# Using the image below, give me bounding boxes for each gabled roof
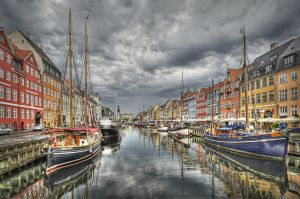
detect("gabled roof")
[16,29,60,72]
[277,36,300,71]
[12,44,32,60]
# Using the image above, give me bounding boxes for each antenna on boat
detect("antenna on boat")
[241,27,249,128]
[68,8,74,128]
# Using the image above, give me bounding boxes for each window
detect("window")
[35,96,38,106]
[12,74,17,83]
[13,108,17,118]
[30,95,34,106]
[0,106,4,118]
[6,54,11,64]
[20,77,24,86]
[280,73,287,83]
[6,87,10,100]
[291,106,298,116]
[0,68,3,78]
[21,109,24,119]
[0,86,3,98]
[291,70,298,81]
[38,97,42,106]
[283,55,295,65]
[269,91,274,101]
[0,49,4,60]
[269,75,274,86]
[266,65,272,73]
[26,93,29,104]
[262,92,267,103]
[12,90,17,101]
[279,106,287,116]
[6,107,11,118]
[6,124,11,129]
[256,80,260,89]
[251,110,255,118]
[251,95,255,104]
[291,87,297,100]
[270,55,277,61]
[279,89,288,101]
[251,81,255,90]
[6,71,11,81]
[256,94,261,104]
[26,80,29,88]
[26,110,29,119]
[30,67,33,76]
[26,65,29,73]
[262,78,267,87]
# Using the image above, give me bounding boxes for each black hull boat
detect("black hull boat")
[205,145,288,182]
[44,148,101,191]
[100,119,119,136]
[45,127,102,175]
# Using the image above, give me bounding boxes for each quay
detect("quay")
[0,132,49,179]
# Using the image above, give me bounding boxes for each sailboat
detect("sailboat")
[204,27,288,160]
[45,9,102,176]
[168,72,189,136]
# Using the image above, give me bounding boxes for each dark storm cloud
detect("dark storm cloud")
[1,0,300,113]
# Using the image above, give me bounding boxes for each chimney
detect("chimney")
[26,32,30,38]
[270,42,279,50]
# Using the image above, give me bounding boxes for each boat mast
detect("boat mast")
[181,72,184,123]
[68,8,74,128]
[83,16,89,127]
[242,27,249,128]
[210,79,214,133]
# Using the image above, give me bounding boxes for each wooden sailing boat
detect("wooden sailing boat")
[45,9,102,175]
[204,27,288,160]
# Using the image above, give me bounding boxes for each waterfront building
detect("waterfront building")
[8,29,63,127]
[219,68,242,122]
[276,38,300,128]
[159,104,166,122]
[0,28,43,130]
[152,104,160,121]
[196,88,208,120]
[206,82,222,120]
[165,99,175,121]
[120,113,134,122]
[240,37,299,128]
[182,89,198,121]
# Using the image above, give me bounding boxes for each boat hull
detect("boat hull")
[101,126,119,136]
[168,128,189,136]
[46,139,102,175]
[204,134,288,160]
[158,127,168,132]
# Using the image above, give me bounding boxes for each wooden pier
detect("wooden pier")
[0,133,49,179]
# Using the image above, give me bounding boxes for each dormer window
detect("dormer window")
[266,65,272,73]
[283,55,295,66]
[270,55,277,61]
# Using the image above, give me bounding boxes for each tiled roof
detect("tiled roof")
[12,44,32,60]
[17,29,60,72]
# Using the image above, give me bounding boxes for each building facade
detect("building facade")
[196,88,208,120]
[0,28,43,130]
[8,29,62,127]
[220,68,242,121]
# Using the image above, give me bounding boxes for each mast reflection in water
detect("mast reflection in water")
[3,126,300,199]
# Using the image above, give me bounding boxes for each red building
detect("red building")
[219,68,242,121]
[0,28,43,130]
[196,88,208,119]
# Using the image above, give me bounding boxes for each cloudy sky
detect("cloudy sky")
[1,0,300,113]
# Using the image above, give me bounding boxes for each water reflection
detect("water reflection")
[2,126,300,198]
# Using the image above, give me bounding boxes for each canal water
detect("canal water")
[1,125,300,199]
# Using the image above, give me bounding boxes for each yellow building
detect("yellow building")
[240,38,299,128]
[152,104,161,121]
